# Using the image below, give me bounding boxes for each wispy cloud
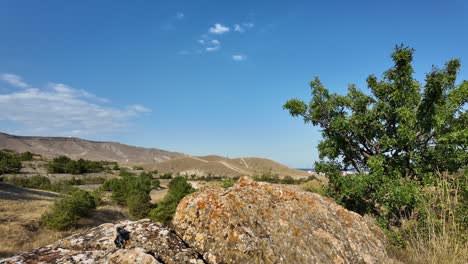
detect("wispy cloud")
[198,36,221,52]
[0,73,29,88]
[234,22,254,33]
[206,46,220,52]
[209,23,230,34]
[232,55,247,61]
[161,12,185,30]
[0,73,150,137]
[176,12,184,20]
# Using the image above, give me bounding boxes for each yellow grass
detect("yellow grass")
[391,172,468,264]
[0,183,128,258]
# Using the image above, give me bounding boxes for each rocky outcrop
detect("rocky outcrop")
[2,177,393,264]
[1,220,205,264]
[173,177,391,264]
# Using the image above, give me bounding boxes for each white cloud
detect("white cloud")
[198,36,221,52]
[128,104,151,112]
[176,12,184,20]
[234,22,254,33]
[209,23,230,34]
[0,73,29,88]
[243,22,254,28]
[234,24,244,32]
[206,46,220,52]
[0,74,150,137]
[232,54,247,61]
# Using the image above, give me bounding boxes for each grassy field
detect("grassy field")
[0,182,128,258]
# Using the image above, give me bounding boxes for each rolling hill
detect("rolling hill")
[141,155,311,179]
[0,132,184,164]
[0,132,311,178]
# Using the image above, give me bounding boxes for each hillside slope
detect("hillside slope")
[142,155,311,179]
[0,132,184,164]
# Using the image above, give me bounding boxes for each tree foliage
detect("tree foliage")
[102,170,153,219]
[41,189,96,230]
[150,176,194,224]
[47,156,105,174]
[0,150,35,174]
[284,45,467,179]
[284,46,467,226]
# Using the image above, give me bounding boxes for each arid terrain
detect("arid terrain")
[0,132,184,164]
[142,155,311,178]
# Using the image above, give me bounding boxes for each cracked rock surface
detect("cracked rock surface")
[174,176,392,264]
[1,220,205,264]
[2,177,394,264]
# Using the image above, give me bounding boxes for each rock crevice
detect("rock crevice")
[2,177,394,264]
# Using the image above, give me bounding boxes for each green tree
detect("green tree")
[150,176,194,224]
[42,189,96,230]
[284,45,467,225]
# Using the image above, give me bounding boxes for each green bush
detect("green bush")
[5,175,51,189]
[159,173,173,179]
[41,189,96,230]
[150,176,194,224]
[101,171,153,219]
[221,178,235,188]
[127,191,152,219]
[0,151,22,175]
[47,156,105,174]
[4,175,79,194]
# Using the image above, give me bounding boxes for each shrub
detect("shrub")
[159,173,173,179]
[127,192,152,219]
[41,189,96,230]
[390,172,468,263]
[0,151,22,175]
[47,156,105,174]
[221,178,235,188]
[302,179,328,196]
[101,171,153,219]
[150,176,194,224]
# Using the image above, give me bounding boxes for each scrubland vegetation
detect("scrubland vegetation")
[285,45,467,263]
[47,155,115,174]
[0,150,34,174]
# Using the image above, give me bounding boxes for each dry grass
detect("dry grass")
[391,172,468,264]
[0,183,128,258]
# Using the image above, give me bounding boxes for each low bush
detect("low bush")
[101,171,153,219]
[390,172,467,263]
[4,175,77,193]
[47,156,105,174]
[41,189,96,230]
[150,176,195,224]
[159,173,173,179]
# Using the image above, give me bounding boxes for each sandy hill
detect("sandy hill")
[142,155,310,179]
[0,132,184,164]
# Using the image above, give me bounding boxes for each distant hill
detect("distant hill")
[141,155,311,179]
[0,132,184,164]
[0,132,311,178]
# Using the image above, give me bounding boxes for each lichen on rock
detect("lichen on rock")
[173,176,392,264]
[2,176,394,264]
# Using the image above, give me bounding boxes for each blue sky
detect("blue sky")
[0,0,467,168]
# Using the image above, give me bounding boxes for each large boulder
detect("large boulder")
[2,177,393,264]
[173,176,391,264]
[1,220,204,264]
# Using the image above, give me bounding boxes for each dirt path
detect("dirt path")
[188,156,208,163]
[240,158,249,168]
[217,161,252,175]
